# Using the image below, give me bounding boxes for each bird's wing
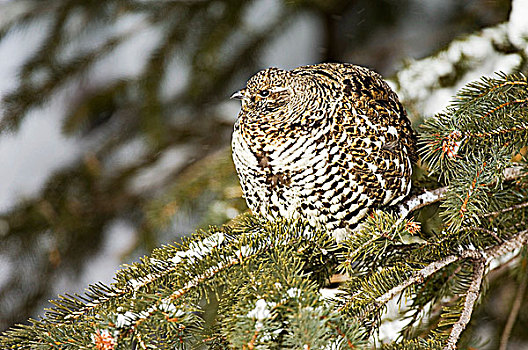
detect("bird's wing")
[329,64,416,206]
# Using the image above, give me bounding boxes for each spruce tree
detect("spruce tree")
[1,71,527,350]
[1,0,527,348]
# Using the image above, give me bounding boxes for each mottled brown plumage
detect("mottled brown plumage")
[231,63,417,239]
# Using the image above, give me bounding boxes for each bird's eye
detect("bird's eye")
[259,90,270,97]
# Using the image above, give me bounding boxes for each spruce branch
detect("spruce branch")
[397,187,448,219]
[381,338,444,350]
[344,250,480,325]
[444,259,485,350]
[482,200,528,218]
[419,72,528,183]
[395,165,524,229]
[477,98,528,125]
[341,228,528,345]
[1,56,527,348]
[460,226,503,243]
[486,229,528,259]
[0,216,348,349]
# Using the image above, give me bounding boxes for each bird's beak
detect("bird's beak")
[230,89,246,100]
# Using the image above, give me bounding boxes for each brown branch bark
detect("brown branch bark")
[397,166,525,219]
[344,229,528,345]
[444,259,485,350]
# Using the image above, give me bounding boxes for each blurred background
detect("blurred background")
[0,0,526,347]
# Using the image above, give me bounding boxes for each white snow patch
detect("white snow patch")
[319,287,345,300]
[286,287,302,298]
[234,245,251,259]
[159,300,184,317]
[508,0,528,49]
[116,311,138,328]
[127,278,145,289]
[395,23,523,118]
[104,137,150,173]
[170,232,225,265]
[114,297,185,329]
[375,297,411,344]
[322,341,342,350]
[0,95,82,212]
[242,0,282,34]
[127,145,192,194]
[247,299,272,320]
[247,298,272,330]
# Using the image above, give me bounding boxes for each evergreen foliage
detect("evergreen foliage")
[2,0,442,328]
[1,72,527,348]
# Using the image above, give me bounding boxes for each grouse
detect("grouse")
[231,63,417,239]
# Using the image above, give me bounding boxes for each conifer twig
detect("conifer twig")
[444,259,485,350]
[398,166,524,219]
[124,257,242,333]
[482,201,528,218]
[461,226,503,243]
[349,229,528,341]
[486,229,528,259]
[364,250,481,314]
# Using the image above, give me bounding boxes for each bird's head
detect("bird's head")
[231,67,303,117]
